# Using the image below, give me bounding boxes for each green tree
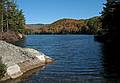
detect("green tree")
[17,9,25,33]
[101,0,120,43]
[87,16,102,34]
[0,0,25,33]
[0,0,4,32]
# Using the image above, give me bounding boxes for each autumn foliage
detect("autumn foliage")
[25,17,101,34]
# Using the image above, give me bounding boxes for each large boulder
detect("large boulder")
[0,40,53,80]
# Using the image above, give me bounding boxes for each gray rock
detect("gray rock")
[0,40,53,80]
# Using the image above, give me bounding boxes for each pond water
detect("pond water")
[4,35,120,83]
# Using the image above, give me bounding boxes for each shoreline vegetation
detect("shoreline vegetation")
[94,1,120,44]
[0,0,25,43]
[0,32,24,43]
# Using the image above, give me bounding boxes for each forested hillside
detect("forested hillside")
[25,17,101,34]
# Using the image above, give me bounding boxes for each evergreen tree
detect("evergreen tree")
[0,0,4,32]
[16,9,25,33]
[101,0,120,43]
[0,0,25,33]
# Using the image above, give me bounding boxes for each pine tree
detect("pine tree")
[16,9,25,33]
[0,0,25,33]
[0,0,4,32]
[101,0,120,43]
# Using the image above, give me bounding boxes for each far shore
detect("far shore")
[25,33,93,35]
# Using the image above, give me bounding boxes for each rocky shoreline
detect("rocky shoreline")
[0,40,53,81]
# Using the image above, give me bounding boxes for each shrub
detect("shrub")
[0,57,6,79]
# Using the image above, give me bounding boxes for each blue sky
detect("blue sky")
[17,0,106,24]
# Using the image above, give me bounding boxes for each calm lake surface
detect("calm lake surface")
[5,35,120,83]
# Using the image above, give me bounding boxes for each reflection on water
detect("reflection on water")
[3,35,120,83]
[15,37,26,47]
[2,66,45,83]
[101,42,120,83]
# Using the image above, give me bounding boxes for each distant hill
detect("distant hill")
[25,24,49,29]
[25,16,101,34]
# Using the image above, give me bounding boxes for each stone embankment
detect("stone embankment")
[0,40,53,81]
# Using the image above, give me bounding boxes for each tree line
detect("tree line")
[95,0,120,43]
[0,0,25,33]
[25,17,101,35]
